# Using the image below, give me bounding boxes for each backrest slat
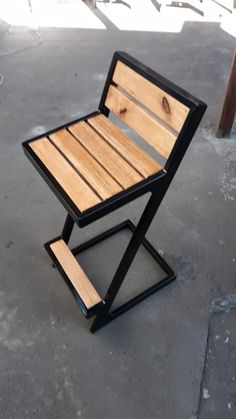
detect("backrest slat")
[113,60,189,133]
[105,85,176,159]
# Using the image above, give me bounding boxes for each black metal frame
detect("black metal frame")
[22,51,207,332]
[74,218,176,332]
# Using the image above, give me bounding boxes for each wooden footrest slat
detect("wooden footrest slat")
[45,238,104,318]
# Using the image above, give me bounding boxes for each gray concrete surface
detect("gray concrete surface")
[199,299,236,418]
[0,2,236,418]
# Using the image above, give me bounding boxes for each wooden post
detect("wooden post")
[217,51,236,138]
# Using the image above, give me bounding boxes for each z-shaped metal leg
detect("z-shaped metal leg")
[89,191,176,332]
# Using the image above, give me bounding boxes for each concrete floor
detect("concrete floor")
[0,2,236,418]
[199,301,236,419]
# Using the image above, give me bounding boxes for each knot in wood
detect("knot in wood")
[120,107,127,115]
[162,97,170,114]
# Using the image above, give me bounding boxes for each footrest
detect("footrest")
[45,238,104,318]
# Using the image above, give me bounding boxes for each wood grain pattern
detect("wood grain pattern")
[50,239,102,309]
[88,114,162,178]
[29,138,101,212]
[113,61,189,132]
[68,121,143,189]
[50,129,122,200]
[105,85,177,159]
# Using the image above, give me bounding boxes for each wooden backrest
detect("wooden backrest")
[99,52,193,162]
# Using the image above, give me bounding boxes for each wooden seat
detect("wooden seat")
[28,114,162,213]
[23,51,206,332]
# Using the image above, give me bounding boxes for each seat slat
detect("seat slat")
[29,138,101,212]
[113,60,189,133]
[68,121,143,189]
[88,114,162,178]
[49,239,102,310]
[105,85,177,159]
[50,129,122,200]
